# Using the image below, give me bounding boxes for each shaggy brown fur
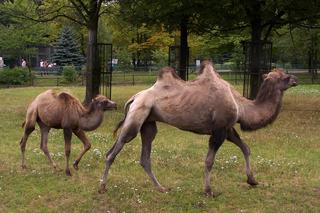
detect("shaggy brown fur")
[98,61,297,196]
[20,90,116,176]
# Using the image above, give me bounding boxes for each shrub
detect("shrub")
[0,68,32,85]
[62,66,77,83]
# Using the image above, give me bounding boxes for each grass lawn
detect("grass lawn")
[0,84,319,212]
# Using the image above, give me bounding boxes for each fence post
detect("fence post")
[81,72,84,86]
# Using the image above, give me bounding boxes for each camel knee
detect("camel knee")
[65,148,71,156]
[205,159,214,169]
[243,144,251,156]
[20,137,26,148]
[140,158,150,169]
[40,145,49,155]
[105,156,115,165]
[84,143,91,151]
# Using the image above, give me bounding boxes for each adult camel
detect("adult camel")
[98,61,298,196]
[20,90,116,176]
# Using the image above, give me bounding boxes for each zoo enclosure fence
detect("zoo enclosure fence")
[25,67,320,87]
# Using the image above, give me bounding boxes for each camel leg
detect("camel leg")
[139,122,168,192]
[204,128,226,197]
[72,129,91,170]
[98,125,139,194]
[20,124,35,169]
[38,122,56,169]
[227,127,258,186]
[63,129,72,176]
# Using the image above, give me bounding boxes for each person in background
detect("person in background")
[40,59,44,76]
[21,59,27,68]
[0,57,5,70]
[43,60,49,75]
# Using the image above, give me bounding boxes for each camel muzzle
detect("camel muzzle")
[105,101,117,110]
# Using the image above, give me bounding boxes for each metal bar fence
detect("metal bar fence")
[1,69,319,88]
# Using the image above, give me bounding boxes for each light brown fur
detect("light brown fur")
[98,61,298,196]
[20,90,116,176]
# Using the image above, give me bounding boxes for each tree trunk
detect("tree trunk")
[85,22,100,104]
[179,17,188,80]
[249,21,263,99]
[248,2,263,99]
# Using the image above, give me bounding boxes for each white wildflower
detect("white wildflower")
[93,148,102,158]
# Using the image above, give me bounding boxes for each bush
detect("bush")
[0,68,32,85]
[62,66,77,83]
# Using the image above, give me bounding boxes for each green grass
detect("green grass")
[0,85,319,212]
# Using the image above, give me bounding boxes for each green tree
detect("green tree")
[51,27,84,67]
[1,0,114,103]
[120,0,320,97]
[100,6,173,71]
[205,0,320,98]
[0,0,54,66]
[119,0,210,80]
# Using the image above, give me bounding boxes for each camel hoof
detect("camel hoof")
[73,162,79,170]
[204,188,220,198]
[65,169,72,176]
[98,184,107,194]
[247,177,259,186]
[157,186,170,193]
[21,165,27,169]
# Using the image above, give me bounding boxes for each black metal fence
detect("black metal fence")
[1,67,318,88]
[242,41,273,99]
[97,43,112,99]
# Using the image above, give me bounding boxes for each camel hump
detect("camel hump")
[58,92,76,103]
[198,60,217,76]
[157,67,181,80]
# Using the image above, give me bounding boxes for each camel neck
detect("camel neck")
[79,103,104,131]
[236,84,283,131]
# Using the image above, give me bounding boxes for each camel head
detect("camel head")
[92,95,117,111]
[262,68,298,91]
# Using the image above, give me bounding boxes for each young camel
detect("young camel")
[20,90,116,176]
[98,61,298,196]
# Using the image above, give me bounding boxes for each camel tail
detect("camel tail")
[113,98,135,138]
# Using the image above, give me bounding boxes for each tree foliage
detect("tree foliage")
[0,0,55,65]
[1,0,115,103]
[119,0,213,79]
[51,27,84,67]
